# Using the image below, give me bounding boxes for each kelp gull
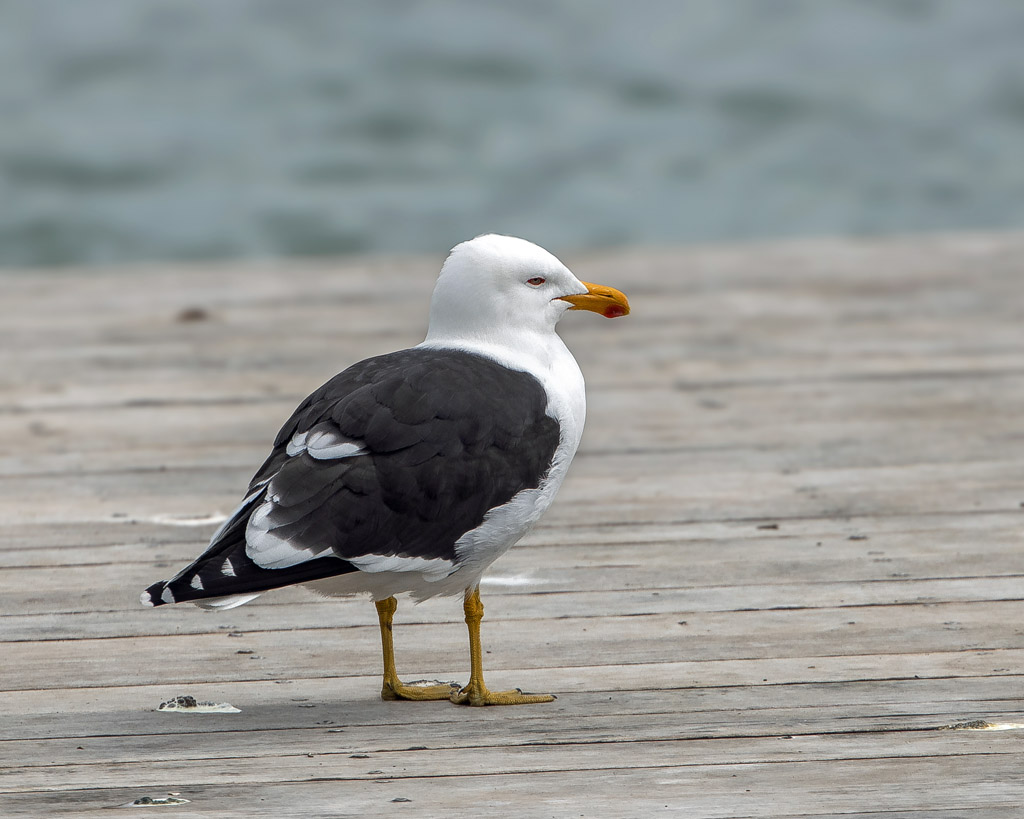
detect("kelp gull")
[141,234,630,706]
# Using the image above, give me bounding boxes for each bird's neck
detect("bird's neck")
[418,326,566,379]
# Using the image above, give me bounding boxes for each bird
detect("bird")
[141,234,630,706]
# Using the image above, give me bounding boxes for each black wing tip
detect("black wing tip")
[141,553,361,609]
[141,581,172,607]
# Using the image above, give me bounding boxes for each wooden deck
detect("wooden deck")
[3,233,1024,817]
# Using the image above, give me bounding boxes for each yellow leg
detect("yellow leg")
[450,586,555,706]
[375,597,460,701]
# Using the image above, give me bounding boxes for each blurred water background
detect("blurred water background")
[2,0,1024,268]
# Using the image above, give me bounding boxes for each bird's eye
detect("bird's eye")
[526,277,546,286]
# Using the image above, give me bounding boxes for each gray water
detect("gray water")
[3,0,1024,267]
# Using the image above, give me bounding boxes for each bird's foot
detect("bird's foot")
[450,682,555,707]
[381,678,462,702]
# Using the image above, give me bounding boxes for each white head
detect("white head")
[423,234,629,348]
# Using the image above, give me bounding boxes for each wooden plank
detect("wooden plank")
[2,755,1023,819]
[5,608,1024,692]
[2,453,1023,528]
[5,729,1023,792]
[5,564,1024,634]
[7,371,1024,477]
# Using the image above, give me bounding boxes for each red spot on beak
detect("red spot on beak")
[603,304,626,319]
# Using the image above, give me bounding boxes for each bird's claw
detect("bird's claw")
[450,683,555,706]
[381,679,462,701]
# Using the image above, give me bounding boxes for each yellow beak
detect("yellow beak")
[558,281,631,318]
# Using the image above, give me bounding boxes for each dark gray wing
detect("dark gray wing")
[143,349,560,606]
